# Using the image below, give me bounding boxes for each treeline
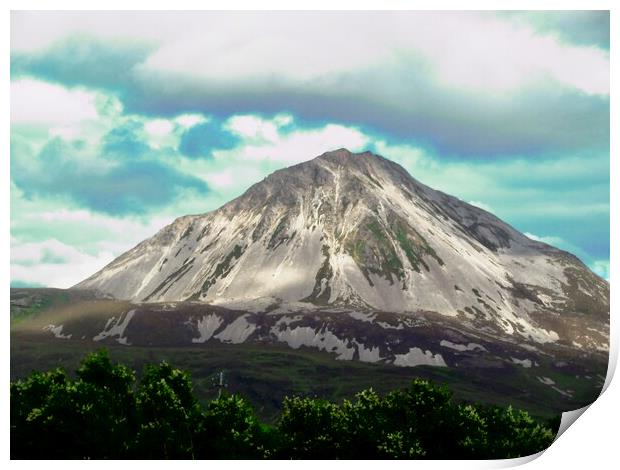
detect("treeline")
[11,349,556,459]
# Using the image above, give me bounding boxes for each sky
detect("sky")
[9,10,610,287]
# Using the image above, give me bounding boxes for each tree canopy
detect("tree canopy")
[11,349,556,459]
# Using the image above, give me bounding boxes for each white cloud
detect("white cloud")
[143,118,176,149]
[10,12,609,158]
[133,11,608,96]
[174,113,207,128]
[11,11,177,52]
[11,238,115,288]
[468,201,494,213]
[144,119,174,138]
[524,232,566,246]
[589,260,609,281]
[48,124,83,140]
[226,115,283,143]
[231,122,369,164]
[403,12,609,95]
[173,117,371,192]
[12,12,608,96]
[36,209,172,241]
[204,169,234,189]
[273,114,293,127]
[11,205,178,288]
[11,79,99,125]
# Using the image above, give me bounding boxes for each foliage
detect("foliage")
[10,350,556,459]
[278,396,347,458]
[133,361,200,458]
[195,394,268,459]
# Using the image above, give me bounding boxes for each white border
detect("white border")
[4,1,616,468]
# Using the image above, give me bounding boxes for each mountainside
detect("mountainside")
[75,149,609,353]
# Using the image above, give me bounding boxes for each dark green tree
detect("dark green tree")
[11,368,70,458]
[133,361,200,459]
[195,393,267,459]
[278,396,347,458]
[10,351,557,460]
[476,405,555,458]
[74,349,137,458]
[341,387,425,458]
[11,349,136,459]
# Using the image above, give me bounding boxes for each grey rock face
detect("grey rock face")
[74,149,609,352]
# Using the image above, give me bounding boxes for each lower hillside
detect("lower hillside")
[10,287,607,421]
[11,349,558,459]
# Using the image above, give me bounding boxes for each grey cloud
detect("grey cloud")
[501,11,610,50]
[10,26,609,158]
[11,35,153,90]
[11,138,210,216]
[123,65,609,158]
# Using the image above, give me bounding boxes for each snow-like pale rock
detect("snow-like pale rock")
[93,310,135,344]
[537,376,555,385]
[550,386,573,398]
[511,357,533,368]
[42,324,72,339]
[270,325,355,360]
[191,314,224,343]
[347,311,377,323]
[214,315,256,344]
[393,348,447,367]
[440,340,487,352]
[536,376,573,397]
[376,321,404,330]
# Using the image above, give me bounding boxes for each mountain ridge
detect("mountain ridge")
[74,148,609,353]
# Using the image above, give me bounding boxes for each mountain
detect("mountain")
[74,149,609,352]
[6,146,608,421]
[11,148,608,414]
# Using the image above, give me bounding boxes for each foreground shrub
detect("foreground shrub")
[278,396,347,458]
[10,350,556,459]
[275,380,541,459]
[195,394,268,459]
[11,350,136,458]
[133,362,200,458]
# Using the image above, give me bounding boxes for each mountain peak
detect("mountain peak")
[232,147,417,213]
[272,148,416,194]
[316,148,372,161]
[318,147,356,157]
[315,148,389,166]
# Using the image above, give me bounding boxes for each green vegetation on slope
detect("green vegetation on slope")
[344,213,445,286]
[10,288,98,325]
[11,349,556,460]
[197,244,245,295]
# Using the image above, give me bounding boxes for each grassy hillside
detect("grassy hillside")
[12,332,601,423]
[10,288,103,325]
[10,288,605,422]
